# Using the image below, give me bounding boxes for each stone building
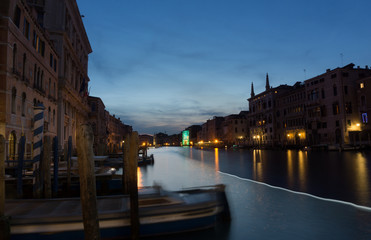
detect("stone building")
[0,0,59,160]
[222,113,248,146]
[106,113,132,153]
[185,125,201,145]
[304,63,371,145]
[88,96,107,155]
[40,0,92,151]
[356,76,371,144]
[248,74,291,146]
[275,82,306,146]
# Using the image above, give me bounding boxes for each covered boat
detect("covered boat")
[5,184,230,239]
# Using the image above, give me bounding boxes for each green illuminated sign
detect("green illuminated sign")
[182,130,190,146]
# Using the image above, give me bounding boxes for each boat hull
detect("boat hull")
[6,185,230,239]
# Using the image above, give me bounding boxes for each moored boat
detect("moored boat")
[5,184,230,239]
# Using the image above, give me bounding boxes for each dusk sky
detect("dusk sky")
[77,0,371,135]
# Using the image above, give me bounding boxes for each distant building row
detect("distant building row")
[0,0,131,160]
[184,63,371,148]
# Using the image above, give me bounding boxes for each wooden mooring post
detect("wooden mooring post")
[77,124,101,240]
[42,136,52,198]
[17,136,25,198]
[52,136,59,197]
[123,132,140,239]
[0,135,10,240]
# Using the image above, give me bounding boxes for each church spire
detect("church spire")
[251,82,255,98]
[265,73,270,91]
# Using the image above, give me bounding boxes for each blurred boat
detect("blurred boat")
[6,184,230,239]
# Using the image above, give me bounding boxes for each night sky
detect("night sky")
[77,0,371,134]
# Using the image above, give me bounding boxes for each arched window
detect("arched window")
[36,67,40,88]
[22,53,26,79]
[48,78,51,95]
[48,107,51,123]
[34,64,37,84]
[11,87,16,114]
[9,131,17,160]
[53,109,55,126]
[12,44,17,71]
[40,70,44,91]
[21,92,26,116]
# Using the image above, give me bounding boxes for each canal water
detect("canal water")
[137,147,371,240]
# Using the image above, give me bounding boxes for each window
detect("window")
[344,86,348,95]
[23,18,30,39]
[362,113,368,124]
[333,85,337,96]
[33,31,37,48]
[11,87,17,114]
[12,44,17,70]
[331,74,337,79]
[336,120,339,127]
[48,107,51,123]
[39,40,45,56]
[321,89,325,98]
[332,102,340,115]
[54,59,57,72]
[347,120,351,126]
[14,5,21,28]
[50,54,53,68]
[345,102,352,114]
[361,96,366,106]
[22,53,26,78]
[9,132,16,160]
[21,92,26,116]
[311,89,319,100]
[48,78,51,95]
[360,82,365,89]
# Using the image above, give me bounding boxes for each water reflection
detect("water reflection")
[287,150,294,188]
[297,150,308,191]
[353,152,370,203]
[252,149,263,181]
[214,148,219,172]
[137,167,143,187]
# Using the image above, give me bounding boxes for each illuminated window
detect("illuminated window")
[360,82,365,89]
[362,113,368,124]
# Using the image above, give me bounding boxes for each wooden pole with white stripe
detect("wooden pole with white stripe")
[32,103,45,198]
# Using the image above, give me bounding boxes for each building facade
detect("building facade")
[275,82,306,146]
[0,0,59,160]
[304,64,371,145]
[248,75,292,146]
[106,113,132,153]
[88,96,107,155]
[41,0,92,151]
[222,113,248,146]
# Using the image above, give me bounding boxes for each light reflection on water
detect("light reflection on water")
[135,147,371,239]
